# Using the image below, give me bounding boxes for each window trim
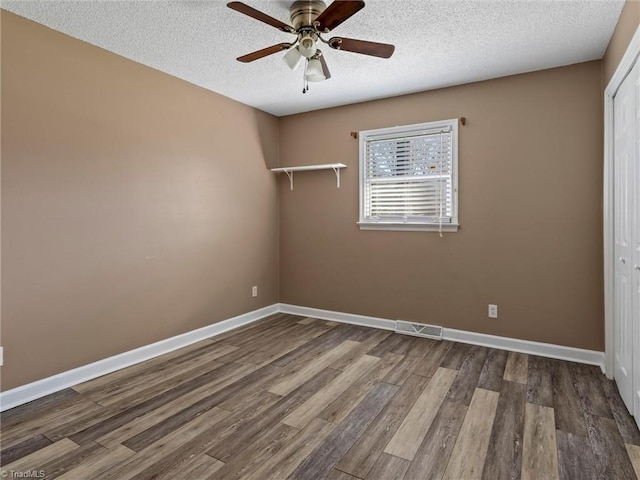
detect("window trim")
[358,118,459,232]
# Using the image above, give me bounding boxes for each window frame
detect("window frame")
[358,118,459,232]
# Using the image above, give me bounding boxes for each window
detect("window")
[358,118,459,232]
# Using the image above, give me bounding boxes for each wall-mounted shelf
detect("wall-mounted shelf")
[271,163,346,190]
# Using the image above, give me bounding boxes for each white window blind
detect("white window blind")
[358,119,459,232]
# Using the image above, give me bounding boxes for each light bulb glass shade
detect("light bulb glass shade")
[283,47,303,70]
[305,58,326,82]
[298,34,317,59]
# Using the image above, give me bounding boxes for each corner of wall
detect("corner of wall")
[276,116,282,304]
[602,0,640,89]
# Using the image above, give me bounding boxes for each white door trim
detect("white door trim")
[604,25,640,378]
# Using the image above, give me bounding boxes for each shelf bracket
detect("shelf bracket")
[332,166,341,188]
[284,170,294,190]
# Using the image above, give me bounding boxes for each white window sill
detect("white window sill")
[357,222,459,232]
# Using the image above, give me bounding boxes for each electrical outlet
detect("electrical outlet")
[488,304,498,319]
[252,286,258,298]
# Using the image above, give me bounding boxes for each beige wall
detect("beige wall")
[603,0,640,87]
[278,61,604,351]
[0,11,279,390]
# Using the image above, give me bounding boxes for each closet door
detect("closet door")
[630,60,640,425]
[613,59,638,417]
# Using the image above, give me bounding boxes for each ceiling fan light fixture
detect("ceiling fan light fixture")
[283,46,303,70]
[305,58,326,82]
[298,33,317,58]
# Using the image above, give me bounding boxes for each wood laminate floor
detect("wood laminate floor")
[1,314,640,479]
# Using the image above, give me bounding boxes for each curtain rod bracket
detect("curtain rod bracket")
[350,131,358,139]
[460,117,466,126]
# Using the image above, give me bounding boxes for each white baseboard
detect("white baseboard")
[442,328,605,372]
[278,304,606,372]
[0,304,279,412]
[278,304,396,331]
[1,302,606,412]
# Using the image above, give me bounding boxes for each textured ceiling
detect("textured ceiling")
[3,0,625,116]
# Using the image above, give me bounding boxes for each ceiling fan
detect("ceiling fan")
[227,1,395,92]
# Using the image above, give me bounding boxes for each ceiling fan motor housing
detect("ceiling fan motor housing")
[290,0,326,30]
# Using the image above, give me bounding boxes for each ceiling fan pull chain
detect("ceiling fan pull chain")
[303,58,309,93]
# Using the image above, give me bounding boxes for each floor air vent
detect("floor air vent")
[395,320,443,340]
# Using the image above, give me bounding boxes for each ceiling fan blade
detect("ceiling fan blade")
[328,37,395,58]
[227,2,294,33]
[319,53,331,80]
[237,43,292,63]
[314,0,365,32]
